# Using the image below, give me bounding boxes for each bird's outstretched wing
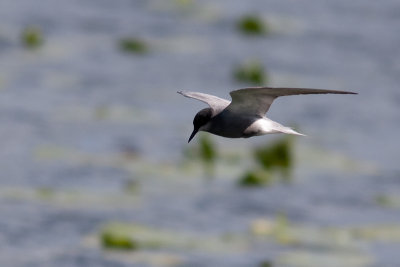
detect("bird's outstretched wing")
[226,87,357,116]
[177,91,231,114]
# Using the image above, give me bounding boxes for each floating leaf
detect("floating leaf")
[237,15,268,36]
[259,260,273,267]
[233,60,267,85]
[101,228,137,250]
[184,134,218,177]
[119,38,149,54]
[278,251,372,267]
[99,222,245,252]
[199,134,217,165]
[254,137,293,178]
[238,169,272,187]
[273,213,293,244]
[21,26,44,49]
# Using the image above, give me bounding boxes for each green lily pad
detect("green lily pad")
[21,26,44,49]
[119,38,149,54]
[237,15,269,36]
[233,60,267,85]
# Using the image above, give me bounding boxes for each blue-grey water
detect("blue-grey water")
[0,0,399,266]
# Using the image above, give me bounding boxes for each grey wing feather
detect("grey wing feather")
[177,91,231,114]
[227,87,357,116]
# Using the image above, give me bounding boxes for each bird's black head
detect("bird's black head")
[188,108,212,143]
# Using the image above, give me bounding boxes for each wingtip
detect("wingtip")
[343,91,358,95]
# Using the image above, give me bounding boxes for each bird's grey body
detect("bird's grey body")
[202,109,259,138]
[178,87,356,142]
[202,110,284,138]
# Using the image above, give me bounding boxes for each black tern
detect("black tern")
[178,87,357,143]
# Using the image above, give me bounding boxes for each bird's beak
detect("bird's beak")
[188,128,198,143]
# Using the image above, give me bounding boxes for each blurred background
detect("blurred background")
[0,0,399,266]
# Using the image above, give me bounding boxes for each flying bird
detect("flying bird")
[178,87,357,143]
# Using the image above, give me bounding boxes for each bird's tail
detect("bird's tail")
[264,119,306,136]
[280,127,306,136]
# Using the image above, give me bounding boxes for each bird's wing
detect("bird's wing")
[226,87,357,116]
[177,91,231,114]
